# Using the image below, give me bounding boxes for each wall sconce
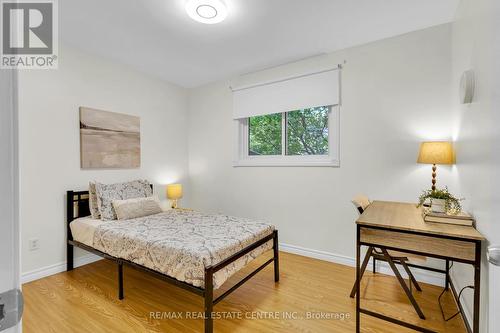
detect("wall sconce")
[460,69,475,104]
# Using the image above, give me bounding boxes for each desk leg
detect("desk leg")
[350,246,373,298]
[356,225,361,333]
[473,241,481,333]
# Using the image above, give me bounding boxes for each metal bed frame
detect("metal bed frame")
[66,189,279,333]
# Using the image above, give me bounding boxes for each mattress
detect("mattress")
[73,210,274,290]
[70,216,105,247]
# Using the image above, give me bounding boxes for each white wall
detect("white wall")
[451,0,500,331]
[188,24,457,267]
[18,45,190,276]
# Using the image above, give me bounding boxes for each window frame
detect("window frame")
[233,105,340,167]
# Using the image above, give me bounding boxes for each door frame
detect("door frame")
[0,68,21,332]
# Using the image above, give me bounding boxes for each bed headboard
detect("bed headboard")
[66,184,154,224]
[66,190,90,224]
[66,190,90,242]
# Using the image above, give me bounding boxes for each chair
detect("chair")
[350,194,426,319]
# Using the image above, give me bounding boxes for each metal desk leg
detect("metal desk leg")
[473,241,481,333]
[356,225,361,333]
[350,246,374,298]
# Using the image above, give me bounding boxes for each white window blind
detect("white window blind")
[232,68,340,119]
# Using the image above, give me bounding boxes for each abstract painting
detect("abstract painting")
[80,107,140,169]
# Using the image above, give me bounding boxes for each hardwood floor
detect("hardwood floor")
[23,251,466,332]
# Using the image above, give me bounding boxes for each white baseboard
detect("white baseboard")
[21,254,102,284]
[279,243,445,287]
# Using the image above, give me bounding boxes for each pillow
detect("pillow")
[95,179,152,220]
[88,182,101,219]
[112,196,162,220]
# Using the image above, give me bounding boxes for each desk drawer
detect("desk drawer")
[360,227,476,262]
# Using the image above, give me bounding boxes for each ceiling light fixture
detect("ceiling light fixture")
[186,0,227,24]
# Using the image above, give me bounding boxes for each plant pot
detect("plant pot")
[431,199,446,213]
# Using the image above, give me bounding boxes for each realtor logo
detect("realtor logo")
[1,0,58,68]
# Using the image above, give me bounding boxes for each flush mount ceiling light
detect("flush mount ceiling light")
[186,0,228,24]
[186,0,227,24]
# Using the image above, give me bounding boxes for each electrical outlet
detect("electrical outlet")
[28,238,39,251]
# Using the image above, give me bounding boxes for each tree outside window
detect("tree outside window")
[248,106,329,156]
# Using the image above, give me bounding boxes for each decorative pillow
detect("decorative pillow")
[88,182,101,219]
[112,196,162,220]
[95,180,152,220]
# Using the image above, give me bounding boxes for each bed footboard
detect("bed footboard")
[203,229,279,333]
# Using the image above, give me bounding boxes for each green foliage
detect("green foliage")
[417,187,463,214]
[287,106,329,155]
[248,106,329,156]
[249,113,282,155]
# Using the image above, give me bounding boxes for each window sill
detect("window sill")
[232,159,340,167]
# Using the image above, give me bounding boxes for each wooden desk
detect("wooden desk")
[355,201,485,333]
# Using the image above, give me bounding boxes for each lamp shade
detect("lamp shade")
[417,141,455,165]
[166,184,183,200]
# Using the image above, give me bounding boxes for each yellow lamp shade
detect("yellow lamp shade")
[417,141,455,165]
[166,184,183,200]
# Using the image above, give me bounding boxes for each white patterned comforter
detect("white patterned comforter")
[92,210,274,289]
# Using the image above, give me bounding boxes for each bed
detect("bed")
[66,189,279,333]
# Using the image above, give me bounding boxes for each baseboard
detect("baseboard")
[21,254,102,284]
[279,243,445,287]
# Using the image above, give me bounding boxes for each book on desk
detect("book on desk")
[422,209,475,227]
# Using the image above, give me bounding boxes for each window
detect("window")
[286,106,329,156]
[232,67,341,166]
[234,105,339,167]
[249,113,282,155]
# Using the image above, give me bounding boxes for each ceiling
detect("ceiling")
[60,0,459,88]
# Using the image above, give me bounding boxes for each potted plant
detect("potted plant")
[417,187,463,214]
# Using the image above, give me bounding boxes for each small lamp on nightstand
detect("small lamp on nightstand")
[166,183,183,209]
[417,141,455,191]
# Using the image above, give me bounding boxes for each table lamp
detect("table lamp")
[417,141,455,191]
[166,184,183,209]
